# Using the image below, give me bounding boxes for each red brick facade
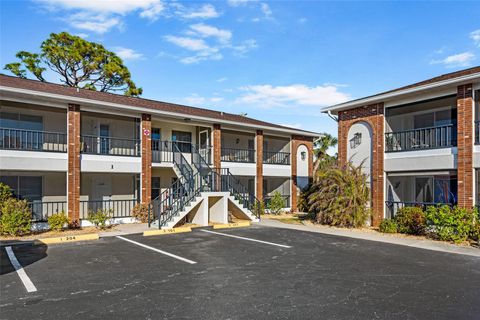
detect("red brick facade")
[338,103,384,226]
[290,135,314,212]
[67,104,81,225]
[255,130,264,202]
[141,114,152,204]
[457,84,474,208]
[213,124,221,170]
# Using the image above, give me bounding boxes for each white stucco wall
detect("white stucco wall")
[346,122,372,184]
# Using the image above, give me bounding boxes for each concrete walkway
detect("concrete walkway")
[99,223,150,237]
[258,219,480,257]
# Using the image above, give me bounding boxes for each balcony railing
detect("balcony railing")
[264,195,290,208]
[385,200,454,219]
[0,128,67,152]
[27,200,67,222]
[221,147,255,163]
[80,199,138,220]
[385,124,456,152]
[152,140,174,162]
[81,135,140,156]
[264,151,290,165]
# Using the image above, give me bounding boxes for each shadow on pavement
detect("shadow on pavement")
[0,242,48,275]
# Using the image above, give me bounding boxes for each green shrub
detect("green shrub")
[306,162,370,228]
[0,198,32,236]
[268,192,286,215]
[395,207,426,235]
[131,203,150,223]
[252,200,266,216]
[425,205,475,243]
[379,219,398,233]
[0,183,13,203]
[48,211,69,232]
[87,209,112,229]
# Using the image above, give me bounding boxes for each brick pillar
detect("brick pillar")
[337,103,385,226]
[141,114,152,204]
[67,104,81,226]
[457,84,474,208]
[291,135,314,212]
[213,124,221,169]
[255,130,264,202]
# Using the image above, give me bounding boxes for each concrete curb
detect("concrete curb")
[257,219,480,257]
[213,221,251,229]
[36,233,99,245]
[143,227,192,236]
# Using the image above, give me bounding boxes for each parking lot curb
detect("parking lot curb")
[213,221,251,229]
[143,227,192,236]
[36,233,100,245]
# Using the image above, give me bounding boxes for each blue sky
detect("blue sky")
[1,0,479,138]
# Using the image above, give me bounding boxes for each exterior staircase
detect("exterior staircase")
[148,143,261,229]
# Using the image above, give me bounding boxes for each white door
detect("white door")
[199,129,209,161]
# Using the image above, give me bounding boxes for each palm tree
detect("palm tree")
[312,133,338,180]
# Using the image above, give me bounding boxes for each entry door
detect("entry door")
[99,124,110,154]
[199,129,210,161]
[91,176,112,201]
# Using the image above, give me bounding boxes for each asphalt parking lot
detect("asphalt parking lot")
[1,225,479,320]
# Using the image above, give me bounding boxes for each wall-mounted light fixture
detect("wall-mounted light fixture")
[236,138,240,144]
[350,133,362,149]
[301,151,306,161]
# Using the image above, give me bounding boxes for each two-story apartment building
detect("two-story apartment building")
[323,66,480,226]
[0,74,317,228]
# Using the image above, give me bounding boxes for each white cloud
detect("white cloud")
[75,33,89,38]
[188,23,232,43]
[470,29,480,47]
[176,4,220,19]
[238,84,351,107]
[216,77,228,82]
[298,17,307,24]
[231,39,257,56]
[113,47,144,60]
[260,3,272,18]
[227,0,253,7]
[431,52,476,67]
[36,0,164,33]
[164,35,222,64]
[183,94,223,105]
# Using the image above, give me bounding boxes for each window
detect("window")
[152,128,161,151]
[0,176,42,201]
[172,131,192,152]
[151,177,161,200]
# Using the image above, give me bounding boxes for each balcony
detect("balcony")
[475,121,480,145]
[152,140,174,162]
[263,150,290,165]
[0,127,67,152]
[81,135,140,156]
[221,147,255,163]
[385,124,456,152]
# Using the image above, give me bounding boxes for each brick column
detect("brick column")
[291,135,314,212]
[141,114,152,204]
[255,130,264,202]
[67,104,81,226]
[213,124,221,169]
[337,103,384,226]
[457,84,474,208]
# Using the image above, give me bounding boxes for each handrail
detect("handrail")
[221,147,255,163]
[385,123,454,135]
[0,127,67,152]
[385,124,456,152]
[263,150,290,165]
[81,135,140,156]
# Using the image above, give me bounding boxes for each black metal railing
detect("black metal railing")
[385,124,456,152]
[80,199,138,220]
[81,135,140,156]
[0,128,67,152]
[221,147,255,163]
[475,121,480,145]
[27,201,67,222]
[152,140,174,162]
[263,151,290,165]
[385,200,454,219]
[264,195,290,208]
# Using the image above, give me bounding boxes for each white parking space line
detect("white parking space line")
[116,236,197,264]
[200,230,292,248]
[5,246,37,293]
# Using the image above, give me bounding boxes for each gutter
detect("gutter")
[322,72,480,113]
[0,85,320,138]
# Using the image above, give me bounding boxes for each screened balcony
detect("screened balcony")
[263,135,290,165]
[385,172,457,218]
[385,95,457,152]
[221,130,255,163]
